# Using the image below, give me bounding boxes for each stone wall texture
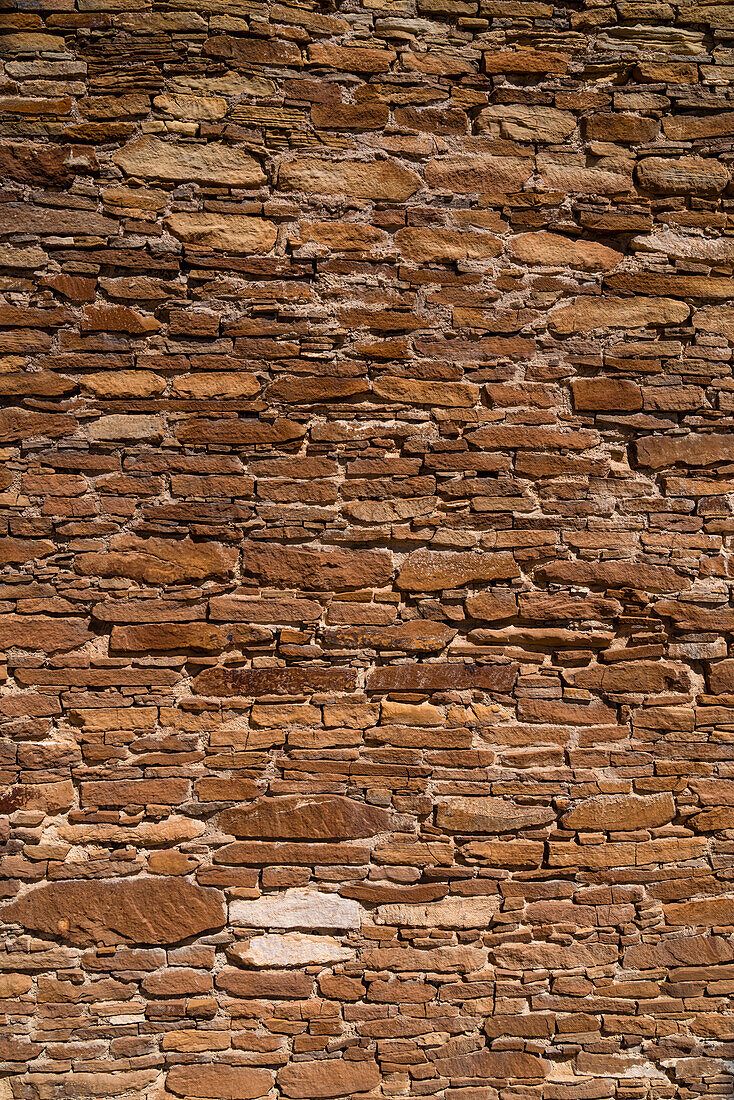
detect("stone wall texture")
[2,2,734,1099]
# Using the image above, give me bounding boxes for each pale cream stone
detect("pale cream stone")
[232,933,354,967]
[230,888,363,930]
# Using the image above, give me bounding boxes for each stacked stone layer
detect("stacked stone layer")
[1,2,734,1099]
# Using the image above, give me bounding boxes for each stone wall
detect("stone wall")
[1,3,734,1099]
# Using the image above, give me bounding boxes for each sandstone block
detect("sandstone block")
[114,136,265,186]
[230,888,362,931]
[3,879,225,945]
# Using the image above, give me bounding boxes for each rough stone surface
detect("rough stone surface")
[3,4,734,1098]
[230,889,362,931]
[220,795,393,839]
[2,880,225,945]
[230,933,354,968]
[278,1059,381,1099]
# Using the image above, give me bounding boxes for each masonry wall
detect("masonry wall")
[1,2,734,1099]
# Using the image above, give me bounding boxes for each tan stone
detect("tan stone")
[425,154,532,193]
[572,377,642,411]
[562,793,675,831]
[493,941,618,969]
[0,615,91,653]
[166,213,277,253]
[295,221,387,251]
[242,542,393,590]
[278,157,420,200]
[510,232,622,270]
[433,1051,549,1080]
[665,897,734,926]
[153,92,227,120]
[536,560,689,593]
[395,226,500,262]
[374,895,500,929]
[171,372,260,399]
[549,296,689,334]
[373,377,479,406]
[437,797,555,833]
[635,432,734,469]
[230,888,362,930]
[693,304,734,341]
[624,934,734,969]
[636,155,729,194]
[114,136,265,186]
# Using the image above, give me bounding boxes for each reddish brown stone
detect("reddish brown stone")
[278,1059,381,1099]
[242,543,393,590]
[367,663,517,692]
[3,880,225,945]
[167,1065,273,1099]
[192,667,357,696]
[220,795,392,839]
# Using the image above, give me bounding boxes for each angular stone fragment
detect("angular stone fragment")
[220,795,392,839]
[478,104,575,142]
[230,933,354,968]
[398,550,519,590]
[0,205,117,238]
[433,1051,549,1080]
[437,797,555,833]
[373,377,479,407]
[624,934,734,969]
[367,663,517,692]
[2,879,225,945]
[242,543,393,590]
[279,157,420,200]
[536,560,689,593]
[395,227,500,262]
[374,895,500,929]
[0,141,81,186]
[632,229,734,264]
[562,793,675,831]
[665,897,734,926]
[537,158,633,195]
[75,535,237,584]
[176,417,304,447]
[636,155,729,194]
[509,232,622,271]
[425,154,532,193]
[114,136,265,186]
[278,1060,381,1099]
[205,33,302,66]
[324,620,456,652]
[110,622,269,653]
[166,213,277,253]
[167,1065,273,1099]
[693,305,734,340]
[0,408,77,443]
[362,945,486,972]
[493,942,618,969]
[230,888,362,931]
[572,377,642,411]
[635,433,734,469]
[549,296,690,334]
[0,615,91,653]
